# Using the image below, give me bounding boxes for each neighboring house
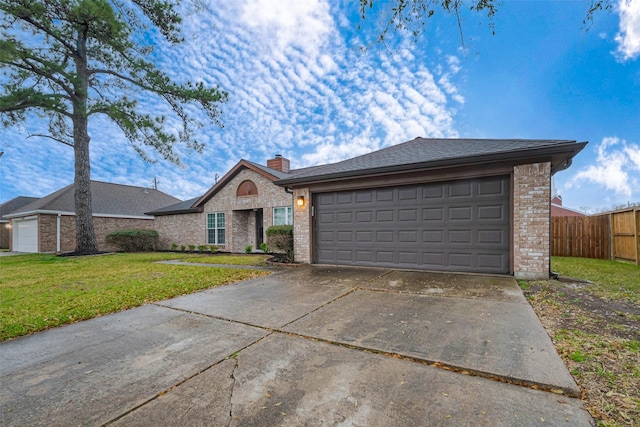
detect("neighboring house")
[149,156,294,252]
[150,138,586,280]
[5,181,180,253]
[551,195,585,217]
[0,196,40,249]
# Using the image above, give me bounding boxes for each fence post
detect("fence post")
[635,208,639,265]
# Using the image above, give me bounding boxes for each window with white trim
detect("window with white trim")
[273,206,293,225]
[207,212,225,245]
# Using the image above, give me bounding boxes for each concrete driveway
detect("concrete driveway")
[0,266,593,426]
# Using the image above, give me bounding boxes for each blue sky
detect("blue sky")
[1,0,639,213]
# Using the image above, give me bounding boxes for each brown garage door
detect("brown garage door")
[314,175,510,273]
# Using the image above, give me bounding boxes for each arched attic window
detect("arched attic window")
[237,180,258,196]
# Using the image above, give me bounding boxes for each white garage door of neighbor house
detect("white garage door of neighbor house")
[13,218,38,253]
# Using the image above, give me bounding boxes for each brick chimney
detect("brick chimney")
[267,154,290,173]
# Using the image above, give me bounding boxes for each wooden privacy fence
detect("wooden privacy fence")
[552,216,610,259]
[551,207,640,264]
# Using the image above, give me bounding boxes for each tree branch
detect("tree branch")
[26,133,74,147]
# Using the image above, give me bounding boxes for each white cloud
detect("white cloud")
[1,0,464,202]
[615,0,640,61]
[569,137,640,198]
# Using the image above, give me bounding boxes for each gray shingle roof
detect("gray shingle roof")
[244,160,292,180]
[277,138,587,185]
[0,196,40,220]
[6,181,181,218]
[145,196,201,215]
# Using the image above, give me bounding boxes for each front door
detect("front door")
[255,208,264,248]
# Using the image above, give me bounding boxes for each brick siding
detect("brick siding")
[513,162,551,279]
[36,213,155,252]
[292,187,311,263]
[154,168,292,252]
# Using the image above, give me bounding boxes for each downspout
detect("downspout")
[549,158,572,280]
[57,213,61,253]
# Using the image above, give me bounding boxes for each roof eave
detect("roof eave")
[146,207,202,216]
[276,142,588,186]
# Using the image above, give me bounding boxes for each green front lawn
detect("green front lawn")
[552,257,640,303]
[0,252,270,341]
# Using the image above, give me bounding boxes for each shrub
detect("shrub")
[106,229,159,252]
[210,245,218,253]
[188,244,196,252]
[266,225,293,261]
[198,245,208,252]
[245,245,253,253]
[170,243,178,251]
[259,242,268,253]
[180,245,185,252]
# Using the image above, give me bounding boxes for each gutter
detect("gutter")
[5,209,155,220]
[276,142,587,186]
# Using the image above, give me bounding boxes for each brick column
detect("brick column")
[513,162,551,280]
[292,188,311,264]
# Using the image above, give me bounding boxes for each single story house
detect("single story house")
[5,181,180,253]
[0,196,39,249]
[149,156,294,252]
[150,138,586,280]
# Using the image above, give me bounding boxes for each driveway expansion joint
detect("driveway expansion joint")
[271,329,581,399]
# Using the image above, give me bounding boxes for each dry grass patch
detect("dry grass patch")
[521,257,639,426]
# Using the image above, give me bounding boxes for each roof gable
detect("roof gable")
[192,159,290,208]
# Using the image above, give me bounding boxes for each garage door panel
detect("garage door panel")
[356,250,373,261]
[398,209,418,222]
[356,211,373,223]
[376,189,394,202]
[315,176,510,273]
[398,252,419,264]
[449,206,472,221]
[376,210,394,222]
[376,251,394,263]
[478,177,508,196]
[318,212,335,224]
[449,230,472,244]
[449,181,473,198]
[423,230,444,244]
[423,207,444,222]
[336,212,353,223]
[398,187,418,200]
[449,253,472,267]
[478,204,506,220]
[356,191,373,203]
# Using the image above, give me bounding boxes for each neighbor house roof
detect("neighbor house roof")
[145,196,201,216]
[277,138,587,186]
[6,181,181,219]
[0,196,40,221]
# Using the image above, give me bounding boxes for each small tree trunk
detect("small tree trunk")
[72,23,98,254]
